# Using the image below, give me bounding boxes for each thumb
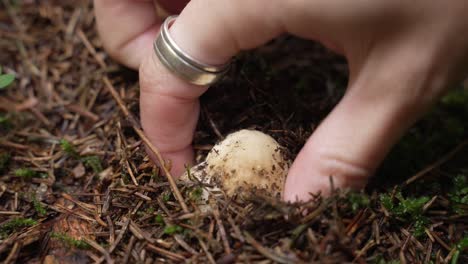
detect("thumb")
[283,38,447,201]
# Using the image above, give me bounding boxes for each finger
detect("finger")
[283,37,446,202]
[94,0,188,69]
[140,50,207,177]
[94,0,159,69]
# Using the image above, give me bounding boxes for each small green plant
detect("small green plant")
[441,86,468,109]
[50,232,90,249]
[380,191,430,238]
[162,193,171,202]
[412,218,429,238]
[163,225,183,235]
[0,218,37,238]
[190,187,203,201]
[81,156,103,174]
[146,206,155,214]
[14,168,38,179]
[60,139,78,157]
[155,214,164,225]
[0,66,15,90]
[381,191,429,218]
[448,175,468,209]
[451,236,468,264]
[347,192,370,212]
[60,139,104,174]
[32,198,47,217]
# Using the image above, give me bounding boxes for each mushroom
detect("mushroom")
[181,129,290,201]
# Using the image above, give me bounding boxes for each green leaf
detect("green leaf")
[50,232,90,249]
[0,74,15,89]
[451,250,460,264]
[457,236,468,250]
[0,66,2,74]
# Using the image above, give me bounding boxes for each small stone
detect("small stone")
[72,163,85,178]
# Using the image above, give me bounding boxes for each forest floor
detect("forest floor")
[0,1,467,263]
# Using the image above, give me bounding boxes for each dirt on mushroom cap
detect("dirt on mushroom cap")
[203,129,290,198]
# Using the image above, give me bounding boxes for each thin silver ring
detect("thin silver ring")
[153,15,230,86]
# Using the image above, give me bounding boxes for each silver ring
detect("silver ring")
[153,15,230,86]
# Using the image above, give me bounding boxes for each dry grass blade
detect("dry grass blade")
[244,232,301,264]
[83,237,114,264]
[146,244,186,262]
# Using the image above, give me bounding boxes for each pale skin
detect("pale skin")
[94,0,468,202]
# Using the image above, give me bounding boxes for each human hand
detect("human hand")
[96,0,468,202]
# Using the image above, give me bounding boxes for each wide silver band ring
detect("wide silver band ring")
[153,15,230,86]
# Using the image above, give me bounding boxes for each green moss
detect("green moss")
[60,139,78,157]
[446,174,468,214]
[449,175,468,203]
[162,193,171,202]
[441,87,468,109]
[347,192,370,212]
[33,198,47,217]
[381,191,429,218]
[14,168,38,179]
[0,218,37,238]
[61,139,103,174]
[155,214,164,225]
[190,187,203,201]
[81,156,103,174]
[413,218,429,238]
[146,207,155,214]
[380,191,430,238]
[163,225,183,235]
[50,232,90,249]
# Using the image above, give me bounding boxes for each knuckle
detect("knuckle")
[315,151,372,190]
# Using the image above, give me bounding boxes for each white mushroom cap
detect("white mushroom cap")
[182,129,290,200]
